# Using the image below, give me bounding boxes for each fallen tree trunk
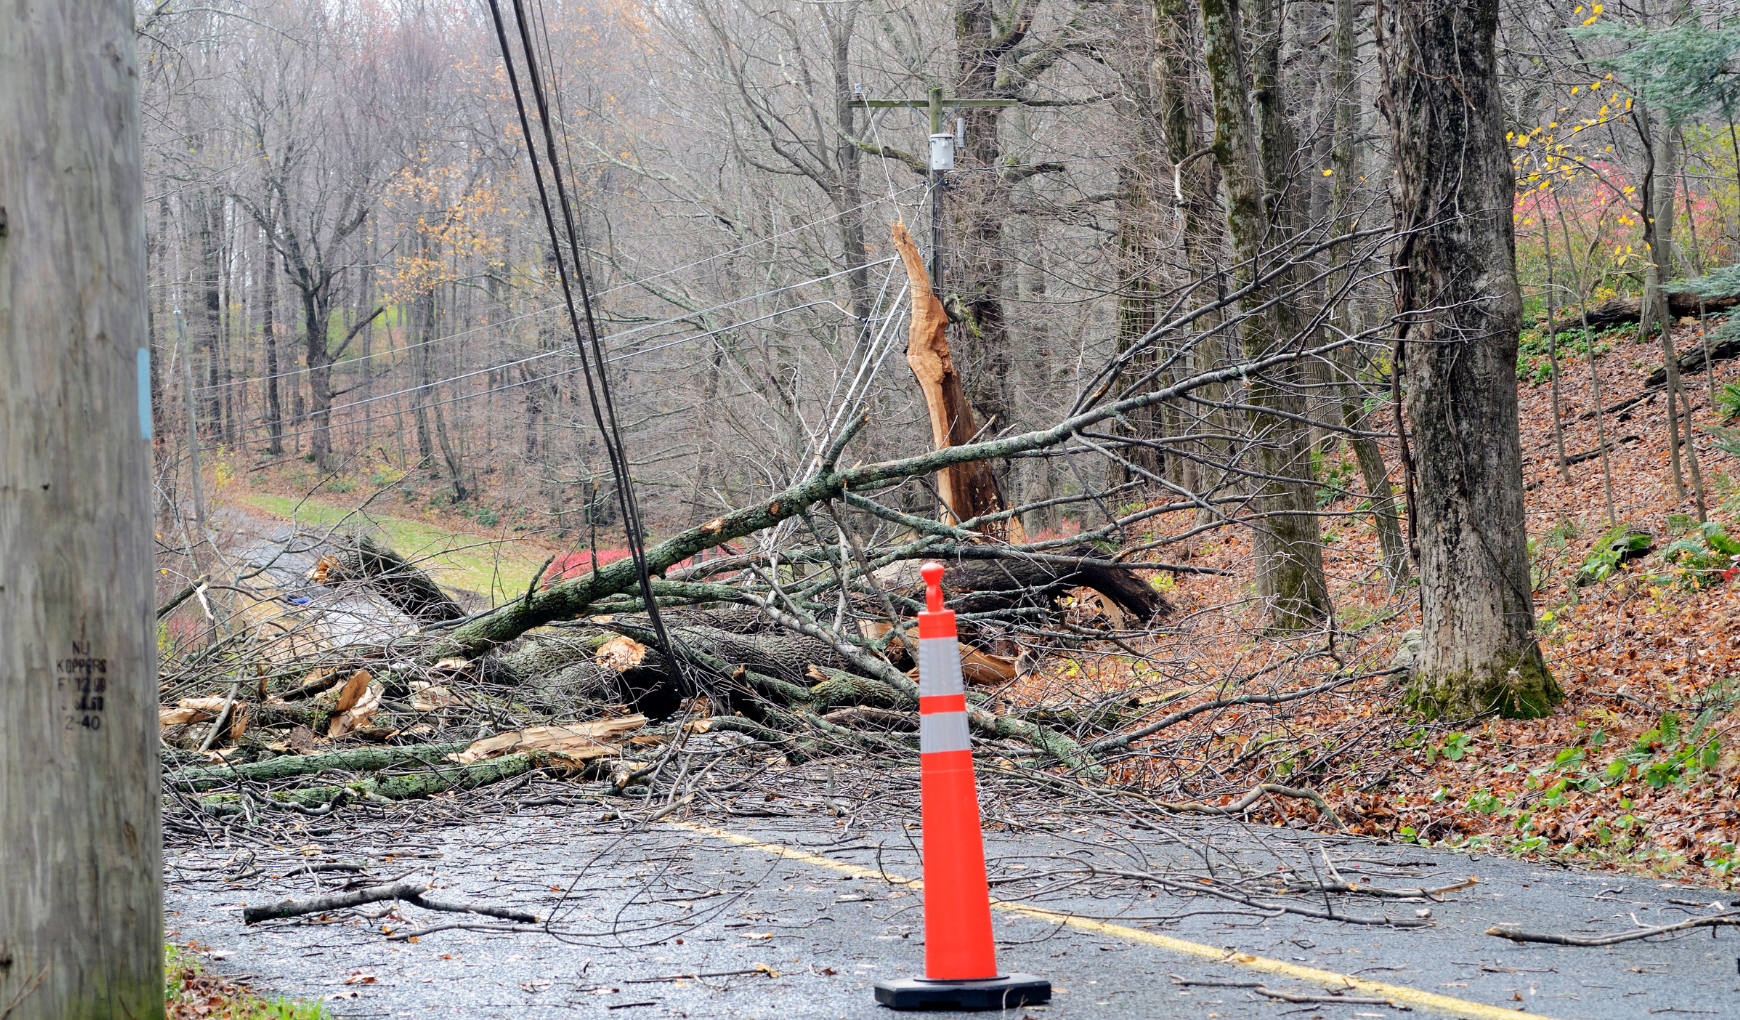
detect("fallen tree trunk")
[311,534,465,622]
[1548,289,1740,332]
[197,752,544,817]
[874,547,1168,622]
[165,741,473,791]
[1644,334,1740,389]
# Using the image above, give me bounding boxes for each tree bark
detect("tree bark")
[951,0,1019,440]
[1378,0,1559,718]
[1646,116,1686,498]
[1153,0,1230,520]
[1200,0,1331,630]
[0,1,163,1015]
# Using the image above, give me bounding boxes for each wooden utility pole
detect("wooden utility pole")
[850,89,1045,295]
[1,2,163,1018]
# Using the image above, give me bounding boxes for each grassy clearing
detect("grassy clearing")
[166,944,325,1019]
[236,492,551,602]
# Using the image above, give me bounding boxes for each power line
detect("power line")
[490,0,673,667]
[204,258,893,429]
[184,189,920,395]
[222,292,907,449]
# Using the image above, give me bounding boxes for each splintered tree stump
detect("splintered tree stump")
[892,220,1004,532]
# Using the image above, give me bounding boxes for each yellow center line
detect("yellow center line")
[669,819,1558,1020]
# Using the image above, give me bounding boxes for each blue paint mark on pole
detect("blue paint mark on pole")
[137,348,152,440]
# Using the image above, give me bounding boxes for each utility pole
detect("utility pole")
[1,2,163,1019]
[849,89,1029,296]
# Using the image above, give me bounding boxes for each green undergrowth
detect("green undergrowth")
[237,492,551,602]
[1516,323,1620,385]
[1392,703,1740,886]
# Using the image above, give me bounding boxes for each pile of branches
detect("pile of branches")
[157,479,1201,832]
[157,412,1413,840]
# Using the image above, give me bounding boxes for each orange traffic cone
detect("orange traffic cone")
[874,562,1051,1010]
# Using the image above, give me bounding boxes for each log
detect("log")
[1548,289,1740,332]
[164,742,473,791]
[310,534,465,622]
[878,548,1168,622]
[664,624,857,685]
[495,633,611,680]
[806,665,912,711]
[198,752,545,817]
[1644,334,1740,389]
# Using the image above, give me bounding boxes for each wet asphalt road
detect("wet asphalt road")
[165,803,1740,1020]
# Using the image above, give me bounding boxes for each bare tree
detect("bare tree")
[1200,0,1331,630]
[232,4,382,470]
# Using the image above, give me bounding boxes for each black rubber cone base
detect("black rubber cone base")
[873,974,1051,1010]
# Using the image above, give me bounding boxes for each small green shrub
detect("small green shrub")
[1575,525,1653,586]
[1717,382,1740,423]
[1661,520,1740,588]
[1605,711,1724,789]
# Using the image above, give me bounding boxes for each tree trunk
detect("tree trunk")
[1646,116,1687,498]
[412,288,436,469]
[196,190,224,438]
[952,0,1016,443]
[262,219,283,456]
[893,222,1000,528]
[1154,0,1229,521]
[301,281,334,469]
[1200,0,1331,630]
[1329,0,1408,585]
[1379,0,1559,718]
[826,5,871,322]
[0,2,164,1015]
[1116,57,1164,484]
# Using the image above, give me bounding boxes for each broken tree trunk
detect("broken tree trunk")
[893,220,1004,532]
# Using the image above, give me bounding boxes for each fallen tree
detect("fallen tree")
[1547,288,1740,332]
[154,326,1373,834]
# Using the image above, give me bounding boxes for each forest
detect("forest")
[98,0,1740,1010]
